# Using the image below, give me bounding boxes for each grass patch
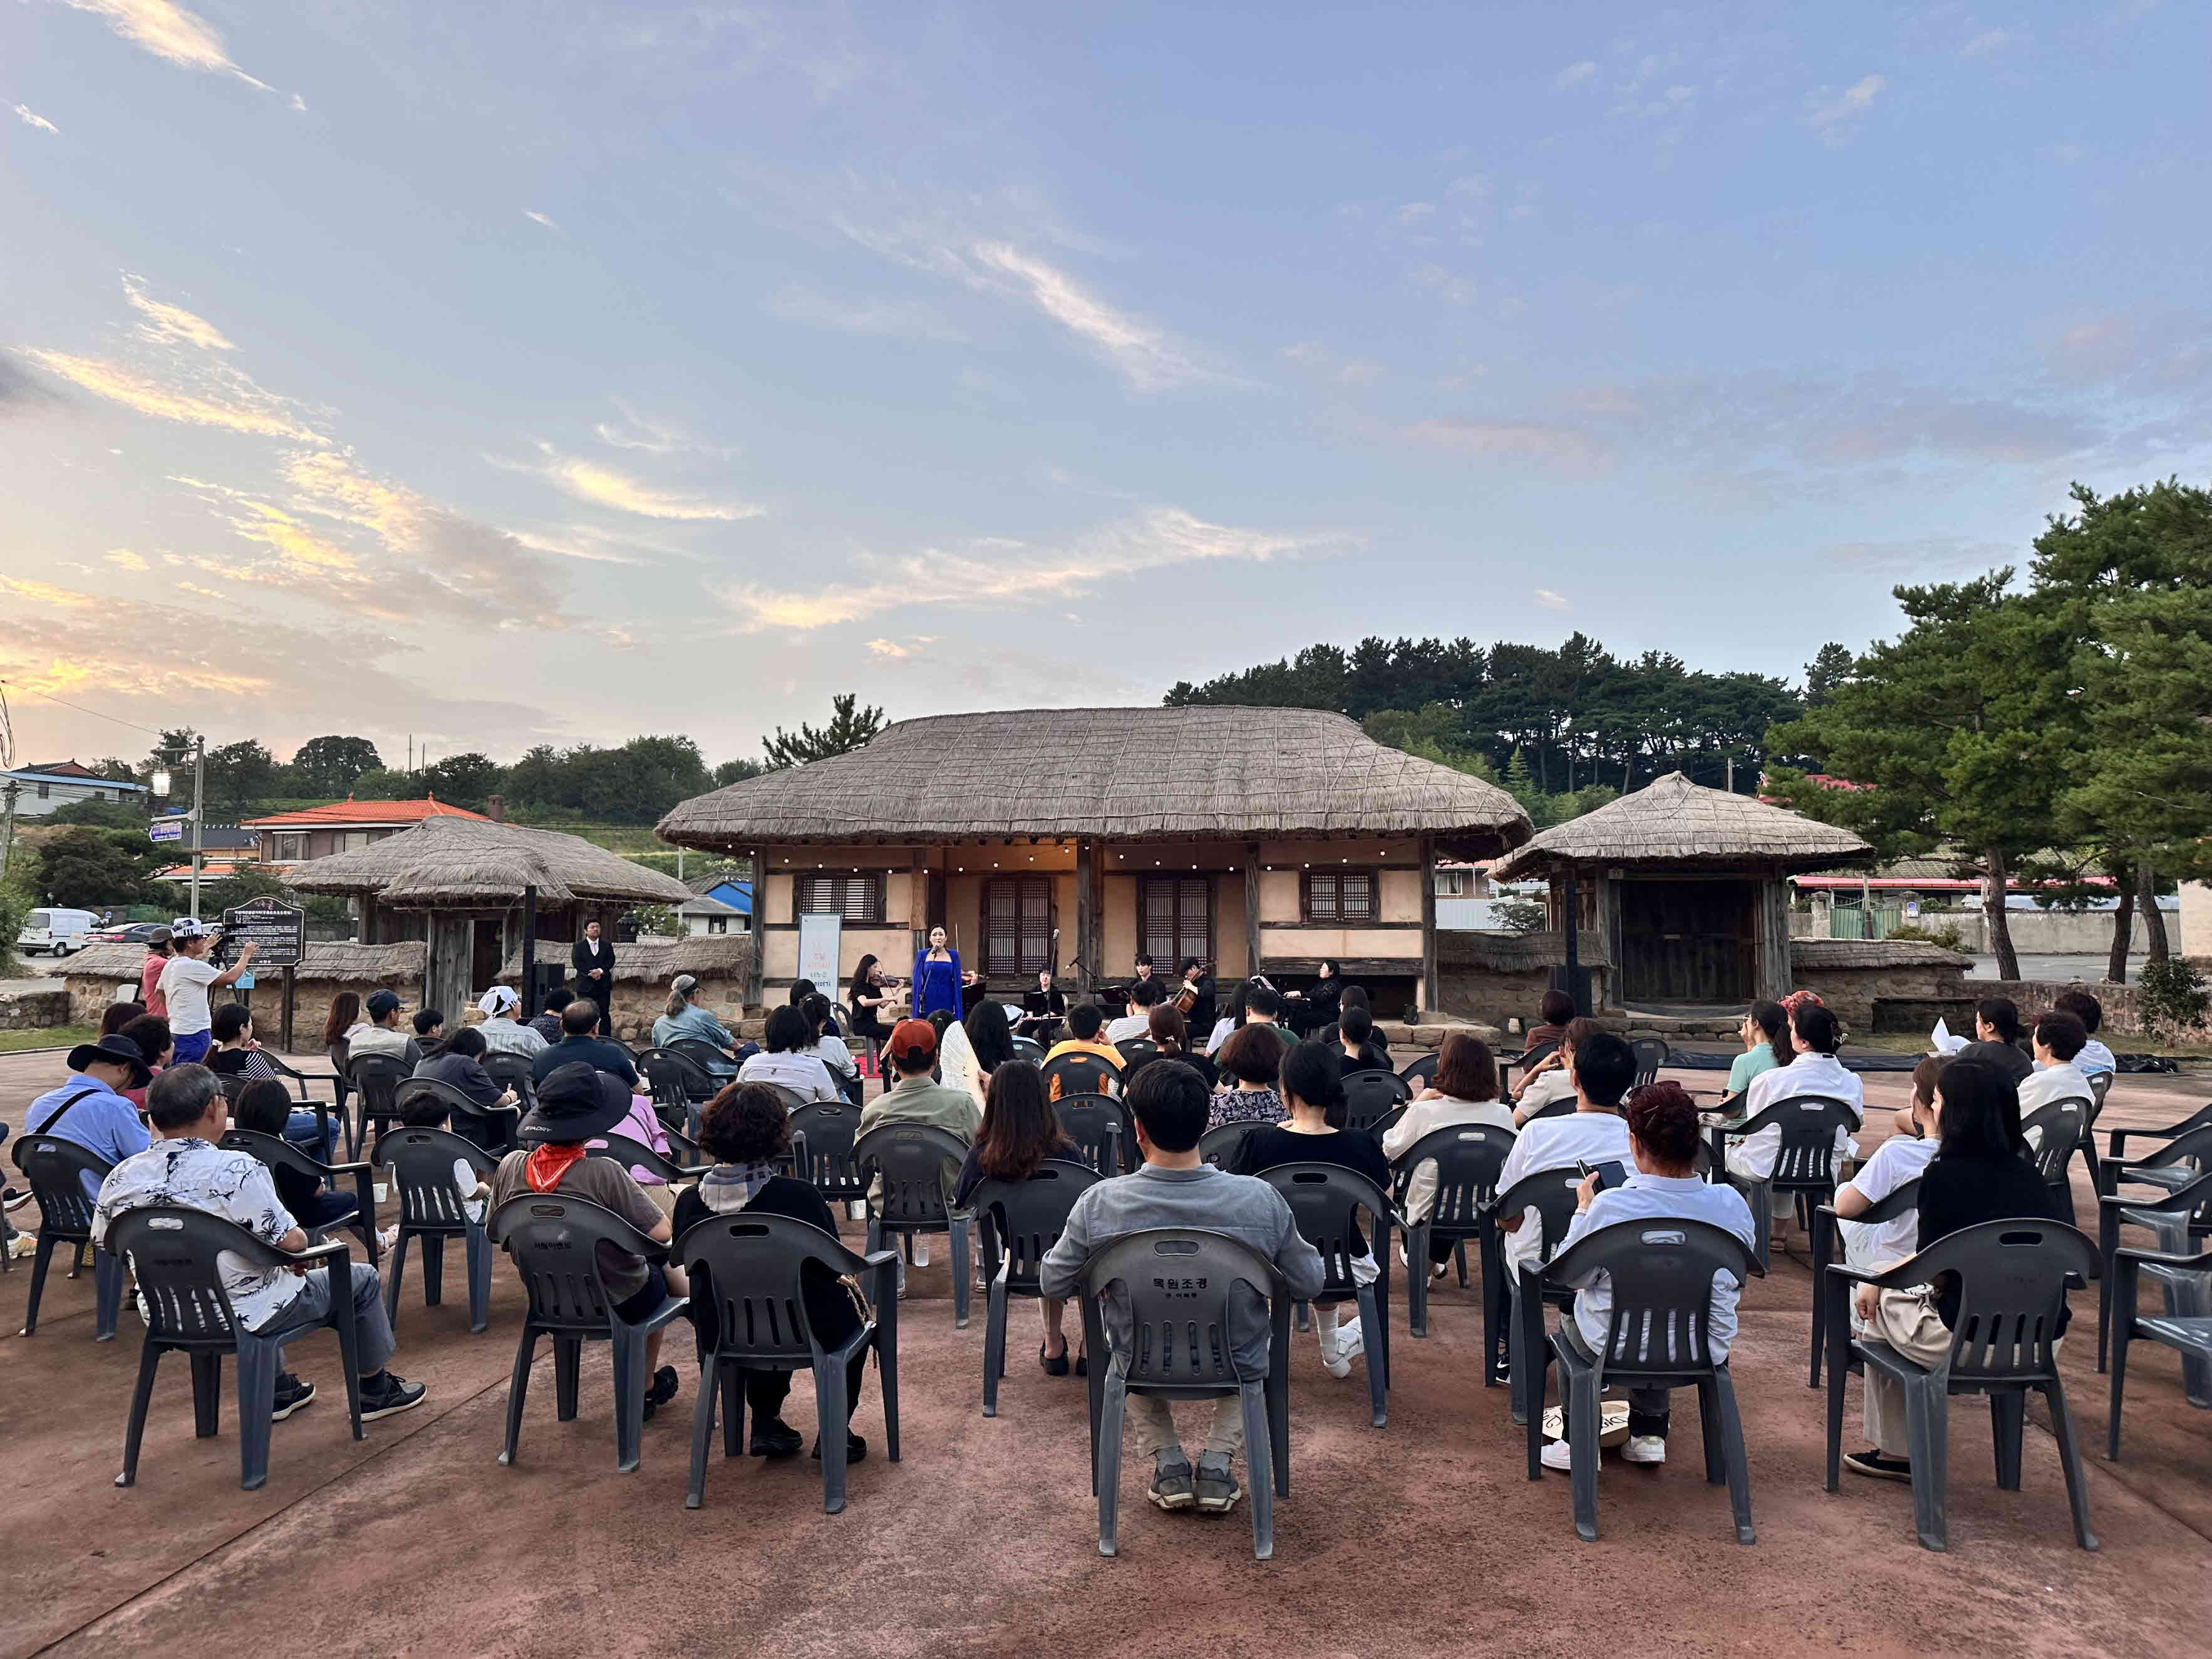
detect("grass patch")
[0,1024,97,1054]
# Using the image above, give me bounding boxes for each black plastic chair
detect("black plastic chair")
[1538,1217,1762,1544]
[1398,1052,1440,1090]
[670,1037,736,1073]
[1117,1037,1159,1059]
[787,1102,869,1208]
[971,1159,1101,1417]
[2107,1245,2212,1457]
[12,1134,124,1340]
[1197,1120,1259,1169]
[396,1075,522,1155]
[220,1129,381,1269]
[588,1132,710,1184]
[1823,1217,2097,1552]
[2099,1119,2212,1206]
[490,1193,690,1473]
[2020,1097,2092,1225]
[854,1122,974,1328]
[1807,1178,1921,1387]
[1343,1070,1411,1132]
[480,1051,538,1110]
[2105,1101,2212,1176]
[1257,1162,1395,1428]
[1495,1165,1589,1431]
[674,1210,900,1513]
[640,1046,720,1109]
[1079,1228,1291,1559]
[1054,1093,1132,1178]
[1041,1052,1121,1101]
[1010,1035,1047,1065]
[344,1052,411,1159]
[1629,1036,1668,1089]
[1393,1122,1516,1354]
[1712,1095,1862,1266]
[1504,1038,1558,1090]
[2096,1166,2212,1392]
[376,1126,501,1335]
[1525,1092,1577,1123]
[105,1206,363,1491]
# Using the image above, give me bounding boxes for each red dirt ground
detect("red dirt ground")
[3,1048,2208,1659]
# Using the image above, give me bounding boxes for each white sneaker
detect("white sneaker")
[1539,1437,1574,1472]
[1317,1328,1351,1378]
[1335,1316,1365,1362]
[5,1231,36,1259]
[1623,1434,1667,1465]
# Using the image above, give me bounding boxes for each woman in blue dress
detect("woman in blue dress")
[909,925,970,1021]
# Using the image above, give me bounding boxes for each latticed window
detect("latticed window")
[983,876,1053,978]
[1140,876,1212,968]
[1303,870,1377,924]
[795,872,886,923]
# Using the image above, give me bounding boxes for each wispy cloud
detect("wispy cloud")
[1533,589,1570,610]
[866,638,911,658]
[13,105,59,133]
[1402,416,1610,472]
[716,505,1353,632]
[1805,75,1886,145]
[1959,28,2012,57]
[21,348,321,440]
[765,285,966,341]
[967,243,1215,392]
[59,0,279,94]
[123,275,233,351]
[1553,60,1597,90]
[524,210,559,232]
[523,445,764,521]
[105,547,149,571]
[590,398,732,458]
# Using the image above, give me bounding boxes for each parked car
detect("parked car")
[85,921,169,946]
[16,907,100,956]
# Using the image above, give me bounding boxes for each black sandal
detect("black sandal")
[1039,1340,1070,1377]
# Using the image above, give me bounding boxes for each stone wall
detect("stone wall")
[0,985,70,1031]
[1960,969,2212,1045]
[63,941,427,1043]
[1794,962,1971,1031]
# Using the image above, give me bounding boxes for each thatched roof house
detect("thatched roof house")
[287,816,690,1023]
[658,706,1533,1016]
[1492,772,1873,1007]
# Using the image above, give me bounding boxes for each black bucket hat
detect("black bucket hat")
[68,1033,152,1088]
[519,1060,630,1143]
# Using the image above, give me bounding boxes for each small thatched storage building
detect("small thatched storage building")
[658,706,1532,1016]
[1493,772,1871,1006]
[286,815,691,1020]
[63,939,426,1044]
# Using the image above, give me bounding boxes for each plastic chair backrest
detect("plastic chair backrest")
[1119,1038,1160,1058]
[1197,1120,1258,1169]
[1493,1164,1588,1266]
[220,1128,338,1189]
[1732,1094,1859,1184]
[489,1192,663,1333]
[674,1209,872,1363]
[215,1070,249,1104]
[1254,1162,1392,1293]
[1543,1216,1759,1375]
[378,1125,497,1229]
[396,1075,518,1147]
[1630,1037,1668,1087]
[1398,1052,1440,1088]
[1041,1052,1120,1101]
[2127,1121,2212,1174]
[588,1132,695,1183]
[1853,1176,1922,1227]
[348,1052,409,1119]
[103,1204,301,1345]
[1078,1227,1286,1387]
[481,1052,537,1102]
[786,1102,866,1197]
[767,1082,815,1114]
[1053,1093,1130,1177]
[1527,1093,1577,1122]
[1511,1039,1559,1078]
[971,1159,1101,1291]
[1011,1036,1047,1063]
[853,1122,971,1226]
[670,1038,730,1070]
[1892,1217,2095,1382]
[1394,1122,1516,1227]
[12,1132,112,1237]
[1343,1070,1411,1131]
[2087,1071,2112,1113]
[2020,1097,2091,1186]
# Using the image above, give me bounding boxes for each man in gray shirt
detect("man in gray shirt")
[1042,1060,1323,1517]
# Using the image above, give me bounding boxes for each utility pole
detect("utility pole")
[189,733,206,921]
[0,777,18,891]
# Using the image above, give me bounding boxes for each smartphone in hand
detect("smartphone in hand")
[1578,1159,1629,1191]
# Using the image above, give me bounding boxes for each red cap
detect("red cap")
[886,1018,938,1068]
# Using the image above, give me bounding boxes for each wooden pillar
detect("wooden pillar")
[1758,871,1795,1001]
[1244,842,1261,984]
[1419,832,1438,1018]
[1075,839,1095,995]
[745,851,767,1011]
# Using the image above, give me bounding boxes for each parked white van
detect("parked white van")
[16,908,100,956]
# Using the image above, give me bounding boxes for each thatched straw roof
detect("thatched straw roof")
[286,816,689,907]
[495,933,752,986]
[1494,772,1870,878]
[657,706,1532,855]
[62,941,426,982]
[1791,938,1973,970]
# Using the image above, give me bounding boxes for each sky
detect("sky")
[4,1,2209,774]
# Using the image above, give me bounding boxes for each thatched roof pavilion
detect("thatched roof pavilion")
[658,706,1532,1016]
[289,815,690,1020]
[1492,772,1872,1008]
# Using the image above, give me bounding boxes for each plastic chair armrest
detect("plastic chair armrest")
[324,1159,374,1178]
[284,1238,350,1266]
[2111,1246,2212,1273]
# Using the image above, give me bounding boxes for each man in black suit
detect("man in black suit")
[571,918,616,1035]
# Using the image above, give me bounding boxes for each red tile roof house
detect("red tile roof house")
[245,797,492,870]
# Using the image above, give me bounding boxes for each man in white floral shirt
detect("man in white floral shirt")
[94,1064,427,1424]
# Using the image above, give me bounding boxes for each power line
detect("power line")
[0,678,174,742]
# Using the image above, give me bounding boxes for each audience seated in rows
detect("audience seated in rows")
[1729,1000,1791,1097]
[1123,1004,1217,1092]
[1496,1031,1636,1289]
[1207,1022,1288,1132]
[1105,977,1163,1047]
[1839,1055,1943,1276]
[653,973,735,1054]
[1040,1060,1324,1516]
[235,1078,364,1231]
[1730,1001,1864,1221]
[1956,996,2034,1085]
[953,1060,1084,1375]
[2018,1011,2094,1121]
[1539,1080,1756,1473]
[1045,1003,1126,1073]
[1511,1016,1605,1126]
[1522,988,1576,1058]
[2053,990,2116,1078]
[347,990,425,1070]
[415,1025,519,1117]
[530,997,639,1088]
[1384,1032,1514,1266]
[1335,1005,1391,1075]
[476,986,549,1058]
[527,986,572,1045]
[737,1006,840,1103]
[26,1032,153,1197]
[94,1063,425,1425]
[674,1082,871,1462]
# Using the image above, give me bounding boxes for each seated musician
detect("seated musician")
[1015,968,1067,1044]
[1176,958,1217,1036]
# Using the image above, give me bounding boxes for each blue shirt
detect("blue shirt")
[651,1003,733,1052]
[2075,1038,2116,1078]
[910,950,965,1018]
[26,1072,153,1198]
[1560,1172,1757,1365]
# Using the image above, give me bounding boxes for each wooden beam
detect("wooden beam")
[1075,838,1096,995]
[1244,842,1261,981]
[745,851,766,1011]
[1419,831,1439,1018]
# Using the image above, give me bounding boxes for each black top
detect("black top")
[1337,1043,1393,1075]
[1300,978,1343,1027]
[529,1033,639,1087]
[527,1013,563,1043]
[1180,974,1217,1036]
[1233,1124,1391,1254]
[271,1161,325,1221]
[674,1176,863,1357]
[571,937,616,998]
[1123,1048,1218,1092]
[1956,1040,2033,1084]
[1916,1149,2065,1330]
[415,1050,505,1110]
